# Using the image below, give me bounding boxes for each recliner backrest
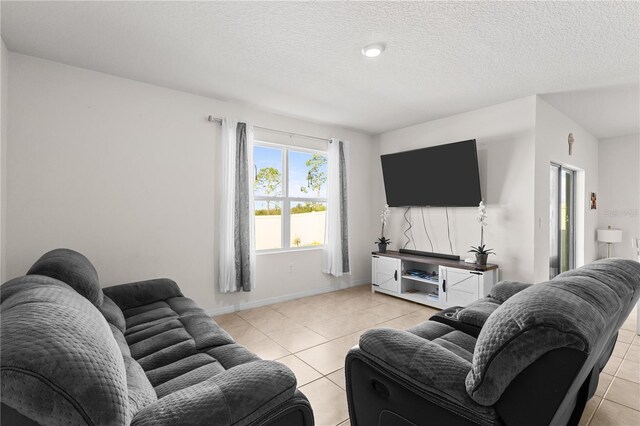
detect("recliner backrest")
[465,259,640,407]
[555,260,639,330]
[27,248,103,307]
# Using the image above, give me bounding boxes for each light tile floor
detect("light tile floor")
[214,285,640,426]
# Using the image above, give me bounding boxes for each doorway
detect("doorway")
[549,164,576,279]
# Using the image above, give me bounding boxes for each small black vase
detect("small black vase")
[476,253,488,266]
[378,243,387,253]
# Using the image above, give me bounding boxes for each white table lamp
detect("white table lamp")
[597,226,622,258]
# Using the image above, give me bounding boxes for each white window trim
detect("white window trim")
[254,140,327,253]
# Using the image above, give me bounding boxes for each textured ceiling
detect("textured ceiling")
[2,1,638,136]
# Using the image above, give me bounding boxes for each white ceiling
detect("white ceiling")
[2,1,638,136]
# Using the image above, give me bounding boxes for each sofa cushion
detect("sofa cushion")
[123,297,202,330]
[155,362,226,398]
[204,344,262,370]
[433,330,477,363]
[117,295,240,393]
[406,318,456,340]
[131,361,298,426]
[146,353,221,387]
[104,278,183,311]
[141,346,260,389]
[407,322,477,363]
[0,275,150,425]
[465,259,640,406]
[27,248,103,307]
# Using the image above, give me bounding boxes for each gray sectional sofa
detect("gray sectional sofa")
[346,258,640,426]
[1,249,314,425]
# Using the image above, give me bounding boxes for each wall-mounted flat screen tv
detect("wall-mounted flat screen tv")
[381,140,482,207]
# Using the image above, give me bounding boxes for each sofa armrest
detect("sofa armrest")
[455,298,501,330]
[348,329,496,425]
[103,278,183,310]
[446,281,532,331]
[358,328,474,407]
[488,280,532,303]
[131,360,299,426]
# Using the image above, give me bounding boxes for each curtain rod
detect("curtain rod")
[207,115,331,143]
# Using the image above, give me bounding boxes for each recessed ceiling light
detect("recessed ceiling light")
[361,43,385,58]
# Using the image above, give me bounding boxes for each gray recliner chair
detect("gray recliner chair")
[1,249,314,425]
[346,259,640,426]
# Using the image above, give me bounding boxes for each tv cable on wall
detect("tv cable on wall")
[399,207,460,261]
[420,207,434,252]
[445,207,454,255]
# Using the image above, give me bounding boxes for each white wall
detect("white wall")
[597,134,640,259]
[533,97,599,282]
[373,96,537,283]
[1,38,8,282]
[5,52,373,313]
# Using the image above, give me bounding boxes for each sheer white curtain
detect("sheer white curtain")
[218,118,236,293]
[218,118,256,293]
[323,138,350,277]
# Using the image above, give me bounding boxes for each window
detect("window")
[254,142,327,251]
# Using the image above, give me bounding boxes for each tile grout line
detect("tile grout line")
[601,376,640,412]
[586,397,605,426]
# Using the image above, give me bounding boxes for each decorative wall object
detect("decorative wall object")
[568,133,575,155]
[590,192,597,210]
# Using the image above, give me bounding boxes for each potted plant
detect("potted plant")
[469,201,495,266]
[468,244,495,266]
[376,204,391,253]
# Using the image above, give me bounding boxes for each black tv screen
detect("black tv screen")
[381,140,482,207]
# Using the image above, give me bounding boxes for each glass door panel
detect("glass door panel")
[560,168,575,273]
[550,164,576,279]
[549,165,560,278]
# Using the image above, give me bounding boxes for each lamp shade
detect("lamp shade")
[597,228,622,243]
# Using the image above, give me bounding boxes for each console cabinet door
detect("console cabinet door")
[444,268,480,307]
[373,256,400,293]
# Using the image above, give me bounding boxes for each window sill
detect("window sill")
[257,246,325,255]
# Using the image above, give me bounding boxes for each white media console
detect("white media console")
[371,250,499,309]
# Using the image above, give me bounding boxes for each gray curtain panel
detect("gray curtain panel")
[339,141,350,273]
[234,122,253,291]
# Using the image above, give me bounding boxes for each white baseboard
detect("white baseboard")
[206,279,370,317]
[350,278,370,286]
